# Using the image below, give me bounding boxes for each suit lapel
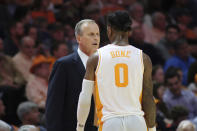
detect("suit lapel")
[72,52,86,77]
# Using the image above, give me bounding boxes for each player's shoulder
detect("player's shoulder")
[127,44,142,52]
[98,44,111,51]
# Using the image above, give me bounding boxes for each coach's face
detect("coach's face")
[77,22,100,56]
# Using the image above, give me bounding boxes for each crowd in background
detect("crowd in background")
[0,0,197,131]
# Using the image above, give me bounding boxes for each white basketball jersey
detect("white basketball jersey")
[95,44,144,124]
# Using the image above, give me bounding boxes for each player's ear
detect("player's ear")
[107,26,112,37]
[128,30,132,37]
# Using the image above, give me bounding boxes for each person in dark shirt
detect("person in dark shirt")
[4,21,24,56]
[129,26,165,65]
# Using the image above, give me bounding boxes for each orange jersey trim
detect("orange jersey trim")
[94,76,103,127]
[140,50,144,74]
[95,50,101,74]
[99,122,103,131]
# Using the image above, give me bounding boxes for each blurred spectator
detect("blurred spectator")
[129,2,143,27]
[176,120,196,131]
[176,9,193,28]
[17,102,40,125]
[84,4,101,22]
[128,2,153,37]
[49,42,69,69]
[152,65,164,84]
[31,0,56,24]
[187,61,197,95]
[153,83,169,131]
[100,0,124,16]
[21,10,33,26]
[163,67,197,119]
[26,55,50,109]
[164,39,196,85]
[175,9,197,41]
[17,101,46,131]
[34,18,51,48]
[0,37,27,125]
[129,3,146,28]
[26,26,46,56]
[0,120,11,131]
[12,36,35,81]
[26,25,38,45]
[4,21,24,56]
[18,125,39,131]
[129,26,164,65]
[0,87,27,126]
[156,24,180,61]
[169,106,189,131]
[144,12,166,45]
[120,0,137,10]
[14,6,33,25]
[50,42,69,59]
[64,24,78,51]
[56,1,85,26]
[178,23,197,41]
[64,24,75,42]
[169,0,192,24]
[153,83,167,114]
[35,44,51,59]
[48,23,65,46]
[174,67,184,88]
[0,4,12,39]
[0,38,26,88]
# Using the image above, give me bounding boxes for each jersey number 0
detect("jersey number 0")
[114,63,128,87]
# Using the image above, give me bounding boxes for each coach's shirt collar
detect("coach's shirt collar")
[78,48,88,69]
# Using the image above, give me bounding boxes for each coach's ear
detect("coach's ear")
[76,35,81,43]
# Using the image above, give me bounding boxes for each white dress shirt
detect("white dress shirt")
[77,48,88,69]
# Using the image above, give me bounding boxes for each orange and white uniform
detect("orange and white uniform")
[95,44,147,131]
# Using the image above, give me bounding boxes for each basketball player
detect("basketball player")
[77,11,156,131]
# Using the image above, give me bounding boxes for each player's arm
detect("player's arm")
[142,53,156,128]
[77,52,99,131]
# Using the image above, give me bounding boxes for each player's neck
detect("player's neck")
[111,35,129,46]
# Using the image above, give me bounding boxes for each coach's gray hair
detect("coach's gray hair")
[0,120,11,131]
[18,125,38,131]
[17,101,38,121]
[176,120,196,131]
[75,19,96,36]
